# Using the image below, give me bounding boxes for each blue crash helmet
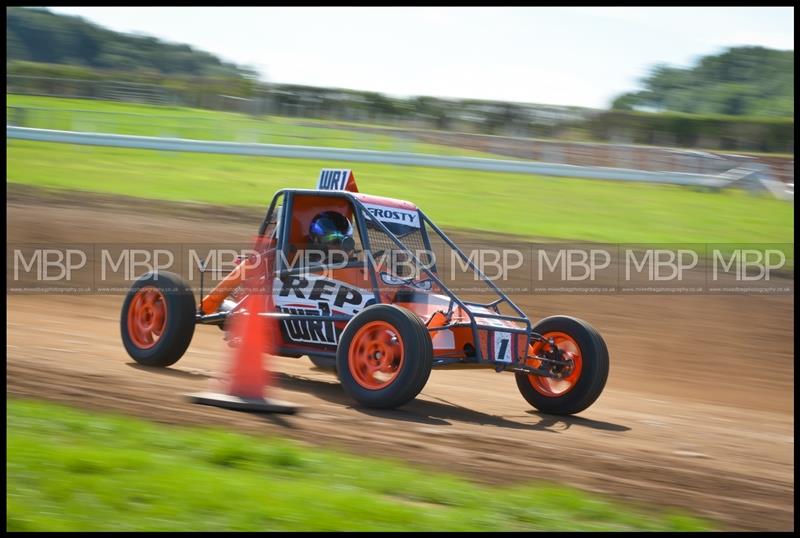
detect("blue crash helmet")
[308,211,353,249]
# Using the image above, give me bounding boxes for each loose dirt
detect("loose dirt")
[7,186,794,530]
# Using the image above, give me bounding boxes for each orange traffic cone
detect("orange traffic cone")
[187,247,299,414]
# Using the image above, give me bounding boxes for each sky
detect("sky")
[46,6,794,109]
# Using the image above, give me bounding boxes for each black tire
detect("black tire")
[336,304,432,409]
[516,316,609,415]
[308,355,337,372]
[120,271,196,367]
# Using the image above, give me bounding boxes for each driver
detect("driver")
[308,211,357,263]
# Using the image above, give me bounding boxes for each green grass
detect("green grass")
[5,94,495,157]
[7,139,793,246]
[7,398,713,531]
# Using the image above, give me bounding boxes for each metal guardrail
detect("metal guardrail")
[6,126,793,200]
[8,104,794,182]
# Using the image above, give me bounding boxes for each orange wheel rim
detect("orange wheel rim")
[526,331,582,397]
[348,321,404,390]
[127,286,167,349]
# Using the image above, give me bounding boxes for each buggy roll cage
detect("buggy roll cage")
[254,189,534,364]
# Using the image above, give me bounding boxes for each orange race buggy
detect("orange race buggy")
[121,169,609,414]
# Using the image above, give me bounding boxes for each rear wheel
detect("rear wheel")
[337,305,432,409]
[121,271,196,367]
[516,316,609,415]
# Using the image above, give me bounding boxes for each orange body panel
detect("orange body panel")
[200,265,244,315]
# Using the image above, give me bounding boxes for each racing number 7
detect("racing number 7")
[494,331,512,363]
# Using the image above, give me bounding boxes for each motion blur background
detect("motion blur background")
[6,6,794,532]
[6,6,794,181]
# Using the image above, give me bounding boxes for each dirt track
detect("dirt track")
[6,187,794,531]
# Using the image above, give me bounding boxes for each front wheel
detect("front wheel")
[120,271,196,367]
[336,305,432,409]
[516,316,609,415]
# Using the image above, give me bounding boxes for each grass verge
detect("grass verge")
[7,139,793,246]
[7,398,713,531]
[6,94,494,157]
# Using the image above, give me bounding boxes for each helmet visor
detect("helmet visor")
[310,214,351,245]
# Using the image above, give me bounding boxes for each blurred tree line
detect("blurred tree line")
[6,7,794,153]
[7,7,254,78]
[612,47,793,117]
